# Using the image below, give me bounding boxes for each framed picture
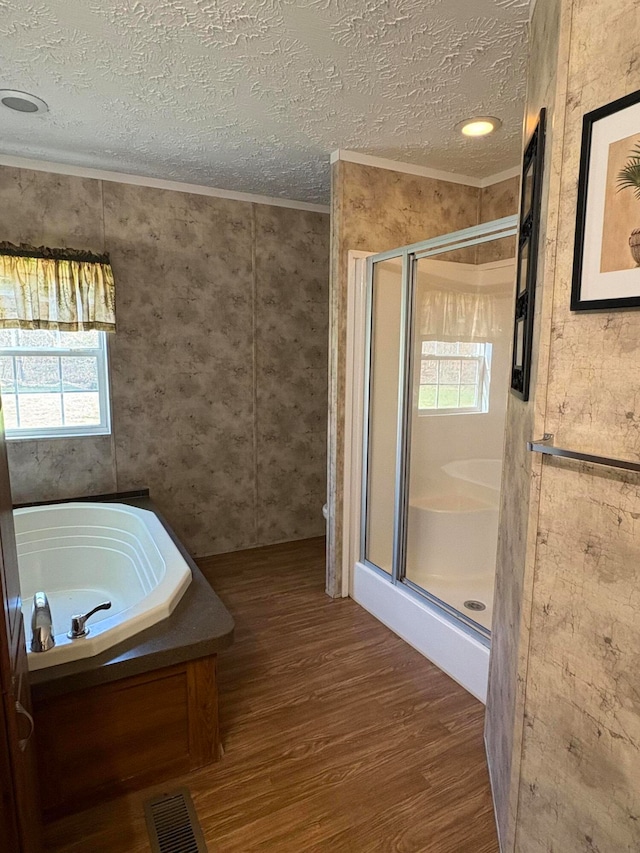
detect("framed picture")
[511,108,546,401]
[572,89,640,310]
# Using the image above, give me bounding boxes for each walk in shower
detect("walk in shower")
[353,217,517,700]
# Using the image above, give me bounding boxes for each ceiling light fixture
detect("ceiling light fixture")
[455,116,501,137]
[0,90,48,114]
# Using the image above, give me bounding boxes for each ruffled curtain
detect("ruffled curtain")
[419,288,500,342]
[0,243,116,332]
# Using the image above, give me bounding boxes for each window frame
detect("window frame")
[0,331,111,440]
[417,340,492,416]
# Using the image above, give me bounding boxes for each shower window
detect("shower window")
[418,340,491,414]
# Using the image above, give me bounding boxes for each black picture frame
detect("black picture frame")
[571,88,640,311]
[511,108,546,401]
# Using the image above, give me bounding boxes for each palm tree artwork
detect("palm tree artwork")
[616,143,640,265]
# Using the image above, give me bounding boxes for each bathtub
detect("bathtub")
[16,502,192,671]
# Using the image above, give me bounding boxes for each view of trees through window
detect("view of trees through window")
[418,340,491,413]
[0,330,109,436]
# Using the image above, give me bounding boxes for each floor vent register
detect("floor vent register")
[144,788,208,853]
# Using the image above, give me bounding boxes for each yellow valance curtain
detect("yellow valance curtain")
[0,242,116,332]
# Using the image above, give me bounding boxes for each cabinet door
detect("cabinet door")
[0,398,42,853]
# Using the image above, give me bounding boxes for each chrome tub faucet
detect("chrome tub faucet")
[68,601,111,639]
[30,591,55,653]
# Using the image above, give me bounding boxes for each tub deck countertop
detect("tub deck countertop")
[27,494,235,701]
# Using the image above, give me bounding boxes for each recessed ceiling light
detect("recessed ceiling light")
[0,90,48,114]
[455,116,502,137]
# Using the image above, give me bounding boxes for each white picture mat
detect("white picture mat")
[581,100,640,302]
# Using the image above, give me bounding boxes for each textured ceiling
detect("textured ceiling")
[0,0,530,204]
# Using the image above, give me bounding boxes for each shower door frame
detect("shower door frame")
[359,216,519,639]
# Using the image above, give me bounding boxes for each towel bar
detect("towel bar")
[527,433,640,473]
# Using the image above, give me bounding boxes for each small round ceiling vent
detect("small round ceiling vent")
[0,90,48,114]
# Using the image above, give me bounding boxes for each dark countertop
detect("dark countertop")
[29,494,234,700]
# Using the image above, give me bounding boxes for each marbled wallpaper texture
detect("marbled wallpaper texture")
[487,0,640,850]
[0,165,329,556]
[327,161,518,596]
[485,0,566,847]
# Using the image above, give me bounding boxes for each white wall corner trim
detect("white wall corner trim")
[0,154,331,214]
[330,149,519,190]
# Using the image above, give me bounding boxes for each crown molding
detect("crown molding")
[0,153,331,214]
[330,149,519,189]
[479,165,521,187]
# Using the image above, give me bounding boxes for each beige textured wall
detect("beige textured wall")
[488,0,640,850]
[327,161,518,596]
[515,0,640,848]
[0,165,330,557]
[485,0,566,846]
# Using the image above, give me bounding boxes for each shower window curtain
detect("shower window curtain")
[0,242,116,331]
[419,287,500,342]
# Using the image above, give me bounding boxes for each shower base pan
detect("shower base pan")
[352,561,490,702]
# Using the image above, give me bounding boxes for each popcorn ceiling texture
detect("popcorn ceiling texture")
[0,0,529,204]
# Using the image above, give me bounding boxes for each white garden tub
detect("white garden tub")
[15,502,192,671]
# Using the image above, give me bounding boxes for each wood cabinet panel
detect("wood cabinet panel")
[0,693,20,851]
[34,655,219,819]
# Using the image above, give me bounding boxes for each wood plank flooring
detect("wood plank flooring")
[44,538,498,853]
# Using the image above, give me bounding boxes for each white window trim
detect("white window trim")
[1,332,111,440]
[417,341,492,417]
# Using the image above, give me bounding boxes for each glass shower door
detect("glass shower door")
[360,218,518,638]
[363,257,404,575]
[403,252,514,630]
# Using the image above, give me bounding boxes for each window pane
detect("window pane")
[422,340,437,355]
[18,393,63,428]
[437,385,460,408]
[436,342,458,356]
[63,392,100,425]
[15,357,61,393]
[61,357,99,391]
[419,385,437,408]
[457,342,482,356]
[460,385,478,407]
[0,330,17,347]
[2,395,17,430]
[420,358,438,384]
[59,331,101,349]
[439,359,461,383]
[17,329,59,348]
[461,361,478,384]
[0,357,15,393]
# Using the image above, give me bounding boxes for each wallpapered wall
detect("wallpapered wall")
[326,160,519,596]
[488,0,640,849]
[485,0,565,846]
[0,166,330,557]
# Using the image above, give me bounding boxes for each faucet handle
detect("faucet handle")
[67,601,112,640]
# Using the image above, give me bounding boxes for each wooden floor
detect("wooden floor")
[44,538,498,853]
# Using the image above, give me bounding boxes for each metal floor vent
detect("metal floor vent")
[144,788,208,853]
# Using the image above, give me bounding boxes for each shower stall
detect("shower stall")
[347,217,518,701]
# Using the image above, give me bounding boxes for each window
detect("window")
[0,330,111,439]
[418,340,492,414]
